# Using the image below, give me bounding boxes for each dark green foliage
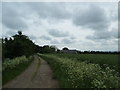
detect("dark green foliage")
[2,31,36,59]
[62,47,69,50]
[38,45,57,54]
[18,31,22,36]
[2,31,57,60]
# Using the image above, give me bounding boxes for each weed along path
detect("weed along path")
[3,55,59,88]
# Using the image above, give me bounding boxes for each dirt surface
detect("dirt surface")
[3,55,59,88]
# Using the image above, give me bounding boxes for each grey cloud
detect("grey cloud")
[118,30,120,38]
[1,2,118,51]
[29,35,52,41]
[0,7,1,16]
[3,30,16,38]
[50,40,60,44]
[51,38,76,44]
[40,35,51,40]
[87,28,118,41]
[28,2,71,20]
[111,11,117,22]
[49,29,69,37]
[87,32,111,40]
[29,35,37,40]
[2,3,28,30]
[8,30,16,36]
[119,3,120,21]
[70,36,76,40]
[73,5,109,30]
[62,39,73,44]
[110,28,119,39]
[2,2,71,31]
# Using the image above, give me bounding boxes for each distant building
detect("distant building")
[61,50,78,54]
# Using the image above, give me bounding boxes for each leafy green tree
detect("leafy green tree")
[49,46,56,53]
[2,31,36,59]
[2,31,59,60]
[63,47,69,50]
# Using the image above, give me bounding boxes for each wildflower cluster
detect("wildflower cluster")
[40,54,120,88]
[2,56,32,70]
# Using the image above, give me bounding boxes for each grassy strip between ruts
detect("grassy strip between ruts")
[39,54,120,88]
[2,55,34,85]
[31,57,41,81]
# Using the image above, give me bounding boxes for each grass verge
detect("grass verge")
[39,54,120,88]
[2,56,34,85]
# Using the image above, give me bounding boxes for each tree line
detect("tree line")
[2,31,57,60]
[2,31,119,60]
[77,51,120,54]
[59,47,120,54]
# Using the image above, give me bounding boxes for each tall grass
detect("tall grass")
[2,56,34,85]
[39,54,120,88]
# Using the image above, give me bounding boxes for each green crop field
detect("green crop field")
[39,53,120,88]
[55,53,119,71]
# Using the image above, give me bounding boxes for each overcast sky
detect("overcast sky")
[1,2,119,51]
